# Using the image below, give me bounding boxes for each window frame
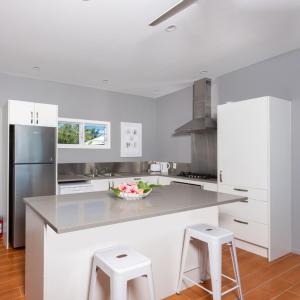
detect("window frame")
[57,117,111,149]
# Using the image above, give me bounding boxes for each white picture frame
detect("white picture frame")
[120,122,142,157]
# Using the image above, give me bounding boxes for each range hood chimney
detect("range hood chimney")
[175,78,216,133]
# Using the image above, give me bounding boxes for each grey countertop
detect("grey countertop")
[57,173,218,184]
[24,183,246,234]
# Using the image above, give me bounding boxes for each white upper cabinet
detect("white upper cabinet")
[8,100,35,126]
[34,103,58,127]
[218,97,269,189]
[8,100,58,127]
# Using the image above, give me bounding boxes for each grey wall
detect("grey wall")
[156,87,193,163]
[0,72,158,163]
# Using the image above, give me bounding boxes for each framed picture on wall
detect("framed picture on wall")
[120,122,142,157]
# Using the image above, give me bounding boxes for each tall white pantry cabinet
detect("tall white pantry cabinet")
[218,96,291,261]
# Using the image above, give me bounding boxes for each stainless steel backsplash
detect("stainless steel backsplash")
[58,161,191,176]
[191,132,217,175]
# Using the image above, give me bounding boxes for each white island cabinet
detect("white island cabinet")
[218,96,291,261]
[24,184,247,300]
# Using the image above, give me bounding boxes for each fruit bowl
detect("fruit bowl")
[118,188,152,200]
[111,181,159,201]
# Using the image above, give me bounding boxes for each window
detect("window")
[58,118,111,149]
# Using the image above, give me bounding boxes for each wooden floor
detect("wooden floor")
[165,246,300,300]
[1,238,300,300]
[0,238,25,300]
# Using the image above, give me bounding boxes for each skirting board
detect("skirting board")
[292,248,300,255]
[234,238,268,259]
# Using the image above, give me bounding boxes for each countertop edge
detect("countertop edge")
[24,195,247,234]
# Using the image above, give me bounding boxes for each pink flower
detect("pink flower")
[118,184,128,192]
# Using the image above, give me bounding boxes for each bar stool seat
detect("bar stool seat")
[89,245,156,300]
[177,224,243,300]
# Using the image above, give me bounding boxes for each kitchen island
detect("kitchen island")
[24,183,246,300]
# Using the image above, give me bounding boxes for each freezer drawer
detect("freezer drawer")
[12,125,56,164]
[10,163,56,248]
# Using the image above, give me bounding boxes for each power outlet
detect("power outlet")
[172,162,177,169]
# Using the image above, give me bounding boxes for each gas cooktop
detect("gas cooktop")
[177,172,217,180]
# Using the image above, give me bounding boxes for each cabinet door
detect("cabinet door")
[90,179,109,191]
[9,100,35,126]
[34,103,58,127]
[218,98,269,189]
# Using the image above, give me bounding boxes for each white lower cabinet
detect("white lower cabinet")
[219,213,269,248]
[158,176,218,192]
[90,179,109,191]
[59,182,95,195]
[110,176,158,188]
[58,179,109,195]
[158,176,173,185]
[219,184,270,255]
[219,199,268,225]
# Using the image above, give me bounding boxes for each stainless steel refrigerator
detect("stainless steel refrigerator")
[9,125,56,248]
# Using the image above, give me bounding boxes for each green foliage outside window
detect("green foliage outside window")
[58,123,79,144]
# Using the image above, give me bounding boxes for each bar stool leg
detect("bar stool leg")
[229,241,243,300]
[88,260,98,300]
[111,276,127,300]
[176,230,191,294]
[208,242,222,300]
[199,242,209,281]
[146,269,156,300]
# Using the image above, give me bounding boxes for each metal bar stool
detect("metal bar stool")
[89,245,156,300]
[176,224,243,300]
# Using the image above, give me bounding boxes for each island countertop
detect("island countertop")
[24,183,247,234]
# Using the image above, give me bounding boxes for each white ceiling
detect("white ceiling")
[0,0,300,98]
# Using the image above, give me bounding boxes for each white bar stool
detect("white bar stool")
[176,224,243,300]
[88,245,156,300]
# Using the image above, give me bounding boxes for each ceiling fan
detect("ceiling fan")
[149,0,198,26]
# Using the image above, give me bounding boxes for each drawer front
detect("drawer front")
[219,213,269,247]
[59,185,94,195]
[219,199,268,224]
[163,177,218,191]
[218,184,268,202]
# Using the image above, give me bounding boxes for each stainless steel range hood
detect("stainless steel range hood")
[175,78,216,133]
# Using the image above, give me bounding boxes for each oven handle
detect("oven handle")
[171,181,204,190]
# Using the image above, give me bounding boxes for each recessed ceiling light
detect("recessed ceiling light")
[165,25,176,32]
[32,66,40,71]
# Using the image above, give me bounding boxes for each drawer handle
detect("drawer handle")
[240,199,249,203]
[234,219,249,225]
[234,188,248,192]
[134,178,141,181]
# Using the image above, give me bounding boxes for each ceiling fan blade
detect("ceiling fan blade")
[149,0,197,26]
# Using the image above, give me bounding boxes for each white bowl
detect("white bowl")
[118,189,152,200]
